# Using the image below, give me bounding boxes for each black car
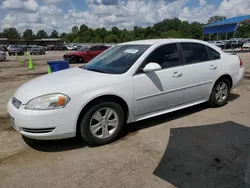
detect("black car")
[8,46,25,56]
[29,47,46,55]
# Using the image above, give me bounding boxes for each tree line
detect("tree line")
[0,16,249,43]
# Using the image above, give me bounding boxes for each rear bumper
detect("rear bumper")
[232,67,244,89]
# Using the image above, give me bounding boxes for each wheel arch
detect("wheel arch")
[76,94,129,136]
[215,74,233,89]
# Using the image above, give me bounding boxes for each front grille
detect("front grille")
[21,127,55,133]
[12,97,22,109]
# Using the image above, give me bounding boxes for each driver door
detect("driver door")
[133,43,186,118]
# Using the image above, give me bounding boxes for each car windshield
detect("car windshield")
[82,44,150,74]
[78,46,89,52]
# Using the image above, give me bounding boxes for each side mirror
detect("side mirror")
[143,62,161,73]
[86,50,90,53]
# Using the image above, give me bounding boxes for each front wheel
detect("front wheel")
[209,79,230,107]
[79,101,125,146]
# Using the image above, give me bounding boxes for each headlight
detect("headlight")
[25,93,70,110]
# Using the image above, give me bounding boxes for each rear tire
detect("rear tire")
[78,101,125,146]
[70,56,84,64]
[209,79,230,107]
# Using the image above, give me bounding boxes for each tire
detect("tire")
[79,101,125,146]
[30,53,33,55]
[209,79,230,107]
[70,55,84,64]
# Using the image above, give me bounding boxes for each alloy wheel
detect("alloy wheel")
[90,108,119,139]
[215,82,228,103]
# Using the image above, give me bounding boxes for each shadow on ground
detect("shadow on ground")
[153,121,250,188]
[22,136,87,152]
[228,93,240,101]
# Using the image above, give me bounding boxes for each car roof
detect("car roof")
[121,38,210,45]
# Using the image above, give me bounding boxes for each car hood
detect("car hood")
[14,67,120,104]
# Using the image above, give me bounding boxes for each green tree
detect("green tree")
[189,22,203,39]
[71,26,79,36]
[36,30,48,39]
[208,16,226,24]
[22,29,34,40]
[160,30,183,38]
[2,28,20,39]
[79,24,88,33]
[50,30,59,38]
[95,28,107,43]
[104,34,119,43]
[179,21,190,38]
[60,32,67,39]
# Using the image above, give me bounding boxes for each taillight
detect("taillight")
[239,57,243,68]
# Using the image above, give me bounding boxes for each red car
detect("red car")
[63,45,110,64]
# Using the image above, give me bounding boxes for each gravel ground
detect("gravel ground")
[0,52,250,188]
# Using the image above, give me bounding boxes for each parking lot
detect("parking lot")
[1,52,250,188]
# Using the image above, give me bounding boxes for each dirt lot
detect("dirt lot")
[0,52,250,188]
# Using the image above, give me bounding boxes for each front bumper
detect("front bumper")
[7,98,76,140]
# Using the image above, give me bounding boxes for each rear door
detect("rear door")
[179,42,220,103]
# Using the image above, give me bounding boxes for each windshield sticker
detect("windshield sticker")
[124,49,139,54]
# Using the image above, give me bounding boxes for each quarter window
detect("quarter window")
[145,43,180,69]
[180,43,210,64]
[207,46,220,60]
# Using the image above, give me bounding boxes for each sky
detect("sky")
[0,0,250,34]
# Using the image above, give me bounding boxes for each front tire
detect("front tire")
[79,101,125,146]
[209,79,230,107]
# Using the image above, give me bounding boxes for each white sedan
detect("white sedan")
[7,39,244,145]
[243,42,250,49]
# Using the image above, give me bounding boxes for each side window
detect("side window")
[145,43,179,69]
[89,46,99,51]
[207,46,221,60]
[180,43,210,64]
[100,46,108,50]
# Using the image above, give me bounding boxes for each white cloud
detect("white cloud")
[2,0,39,12]
[216,0,250,17]
[1,0,250,34]
[43,0,64,4]
[39,4,63,15]
[200,0,207,6]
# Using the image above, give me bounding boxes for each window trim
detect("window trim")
[178,42,212,65]
[134,43,182,75]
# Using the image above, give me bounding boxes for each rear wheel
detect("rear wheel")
[79,101,125,146]
[70,55,84,64]
[209,79,230,107]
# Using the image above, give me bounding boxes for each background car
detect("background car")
[0,47,6,61]
[63,45,109,64]
[29,46,46,55]
[242,42,250,49]
[8,46,25,56]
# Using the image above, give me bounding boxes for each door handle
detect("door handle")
[210,65,217,70]
[172,72,183,78]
